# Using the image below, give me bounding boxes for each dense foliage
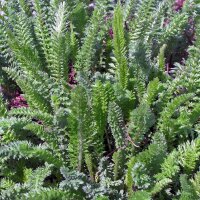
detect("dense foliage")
[0,0,200,199]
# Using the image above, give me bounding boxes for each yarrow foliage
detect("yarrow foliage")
[0,0,200,199]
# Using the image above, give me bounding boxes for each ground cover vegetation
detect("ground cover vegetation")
[0,0,200,199]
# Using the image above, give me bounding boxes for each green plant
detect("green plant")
[0,0,200,199]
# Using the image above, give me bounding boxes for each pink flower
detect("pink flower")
[9,95,28,108]
[68,63,77,86]
[173,0,185,11]
[109,28,113,39]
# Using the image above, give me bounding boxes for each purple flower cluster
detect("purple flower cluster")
[9,94,28,108]
[109,28,114,39]
[173,0,186,11]
[68,64,77,88]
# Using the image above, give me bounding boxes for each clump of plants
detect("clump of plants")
[0,0,200,199]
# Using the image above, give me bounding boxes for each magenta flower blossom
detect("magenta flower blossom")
[173,0,185,11]
[9,95,28,108]
[109,28,113,39]
[68,63,77,87]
